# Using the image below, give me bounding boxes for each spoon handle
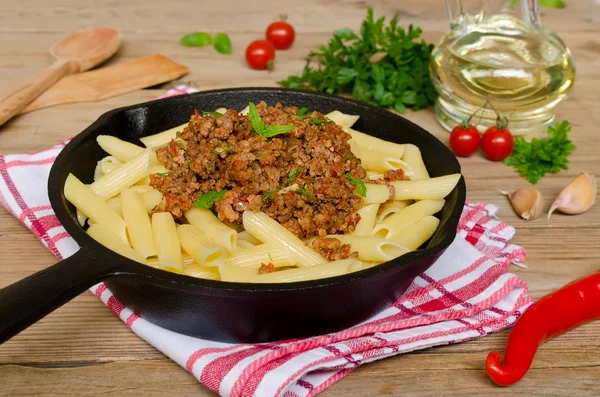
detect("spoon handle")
[0,59,70,128]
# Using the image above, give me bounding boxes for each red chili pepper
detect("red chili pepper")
[486,272,600,386]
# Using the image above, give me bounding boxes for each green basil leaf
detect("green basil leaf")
[180,32,212,47]
[193,190,226,208]
[247,102,265,134]
[263,124,296,137]
[540,0,565,8]
[213,32,232,54]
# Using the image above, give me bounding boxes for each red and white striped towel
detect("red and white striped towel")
[0,86,531,397]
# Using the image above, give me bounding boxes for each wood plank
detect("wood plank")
[0,0,599,395]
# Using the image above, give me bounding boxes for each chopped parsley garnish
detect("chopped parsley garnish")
[344,155,355,162]
[262,190,278,202]
[344,174,367,197]
[295,107,309,118]
[504,121,575,184]
[193,190,226,208]
[247,102,296,138]
[187,159,193,165]
[202,110,223,119]
[309,118,327,125]
[151,204,158,211]
[156,170,174,176]
[298,186,314,199]
[286,167,303,186]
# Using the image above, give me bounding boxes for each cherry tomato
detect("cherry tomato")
[266,20,295,49]
[481,126,514,161]
[245,40,276,70]
[449,124,481,157]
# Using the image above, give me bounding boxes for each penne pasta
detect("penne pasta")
[107,197,123,217]
[352,145,415,175]
[87,224,144,263]
[177,224,227,267]
[347,260,380,274]
[351,203,380,236]
[218,262,258,282]
[140,189,163,212]
[184,208,237,253]
[225,243,295,269]
[376,201,410,224]
[64,174,128,244]
[97,135,145,163]
[363,183,390,204]
[402,144,430,180]
[183,264,221,280]
[388,216,440,250]
[127,185,155,193]
[311,235,409,262]
[139,123,187,149]
[367,171,384,180]
[390,173,461,201]
[146,253,195,268]
[90,148,152,200]
[251,258,362,283]
[237,230,262,246]
[242,211,326,268]
[152,212,183,271]
[325,110,360,131]
[98,156,123,176]
[372,199,445,239]
[76,209,88,227]
[121,189,156,258]
[237,240,256,249]
[348,128,406,158]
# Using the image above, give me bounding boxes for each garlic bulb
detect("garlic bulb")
[548,173,596,218]
[500,188,544,221]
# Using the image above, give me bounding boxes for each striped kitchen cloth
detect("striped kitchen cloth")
[0,85,531,397]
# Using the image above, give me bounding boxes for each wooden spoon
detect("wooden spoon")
[0,27,121,128]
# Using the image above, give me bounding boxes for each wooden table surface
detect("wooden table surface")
[1,0,599,395]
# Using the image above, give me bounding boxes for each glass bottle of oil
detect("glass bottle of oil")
[430,0,575,135]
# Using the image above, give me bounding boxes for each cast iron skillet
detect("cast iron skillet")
[0,88,465,344]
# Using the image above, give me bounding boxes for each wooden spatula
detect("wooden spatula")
[22,54,189,114]
[0,27,121,127]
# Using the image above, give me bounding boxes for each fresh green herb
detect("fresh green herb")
[268,253,274,262]
[298,186,314,199]
[193,190,226,208]
[344,174,367,197]
[247,102,296,138]
[279,8,436,112]
[309,118,327,125]
[213,32,232,54]
[286,167,303,186]
[206,160,215,170]
[151,204,158,211]
[504,121,575,184]
[344,155,355,162]
[296,107,309,118]
[187,159,193,165]
[262,190,278,202]
[202,110,223,118]
[215,142,233,155]
[180,32,212,47]
[156,170,174,176]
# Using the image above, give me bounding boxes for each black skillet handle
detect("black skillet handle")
[0,248,121,344]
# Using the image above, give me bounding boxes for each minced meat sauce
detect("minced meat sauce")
[150,101,367,239]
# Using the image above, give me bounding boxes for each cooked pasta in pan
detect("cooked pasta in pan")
[64,101,461,283]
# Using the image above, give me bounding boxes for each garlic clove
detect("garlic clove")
[548,173,597,219]
[499,187,544,221]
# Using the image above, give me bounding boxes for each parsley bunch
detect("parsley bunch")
[504,121,575,184]
[279,8,436,112]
